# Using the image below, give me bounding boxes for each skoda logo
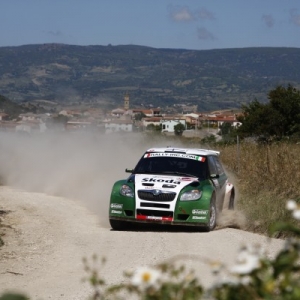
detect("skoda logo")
[152,189,161,196]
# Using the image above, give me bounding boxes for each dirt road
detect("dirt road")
[0,186,284,300]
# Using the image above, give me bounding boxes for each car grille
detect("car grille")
[137,209,173,218]
[140,202,170,209]
[138,190,176,201]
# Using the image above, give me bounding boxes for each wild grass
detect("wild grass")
[218,141,300,235]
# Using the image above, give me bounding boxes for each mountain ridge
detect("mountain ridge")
[0,44,299,111]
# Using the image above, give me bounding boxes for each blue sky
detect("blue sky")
[1,0,300,50]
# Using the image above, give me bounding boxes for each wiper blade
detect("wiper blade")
[134,171,160,174]
[161,171,197,177]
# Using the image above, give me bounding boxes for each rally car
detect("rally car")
[109,147,235,231]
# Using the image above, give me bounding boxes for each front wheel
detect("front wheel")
[203,196,217,232]
[109,219,129,231]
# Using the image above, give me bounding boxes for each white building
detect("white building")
[104,119,133,133]
[161,119,186,133]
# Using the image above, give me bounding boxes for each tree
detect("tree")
[237,100,280,140]
[218,122,238,142]
[268,84,300,136]
[134,112,146,121]
[146,124,155,131]
[46,114,69,130]
[174,123,185,136]
[146,123,162,132]
[219,122,232,136]
[237,85,300,141]
[201,134,216,144]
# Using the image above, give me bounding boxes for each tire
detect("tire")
[203,196,217,232]
[228,191,235,210]
[109,219,128,231]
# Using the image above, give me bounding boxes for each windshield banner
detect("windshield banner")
[144,152,206,162]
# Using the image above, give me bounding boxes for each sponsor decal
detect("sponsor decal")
[142,177,181,185]
[111,203,123,209]
[144,152,205,162]
[181,177,194,181]
[192,209,209,215]
[111,210,122,214]
[136,215,173,221]
[192,216,206,220]
[147,216,163,220]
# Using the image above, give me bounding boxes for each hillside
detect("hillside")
[0,94,30,119]
[0,44,300,111]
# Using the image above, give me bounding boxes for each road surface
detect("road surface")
[0,186,284,300]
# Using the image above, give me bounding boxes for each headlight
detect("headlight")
[120,185,134,198]
[180,190,202,201]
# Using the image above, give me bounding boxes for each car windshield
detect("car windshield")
[134,155,208,179]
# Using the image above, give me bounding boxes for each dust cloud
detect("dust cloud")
[0,131,162,227]
[217,210,247,230]
[0,131,245,229]
[218,168,247,230]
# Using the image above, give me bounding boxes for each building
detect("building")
[132,108,161,117]
[104,119,133,133]
[142,117,162,128]
[124,93,130,110]
[161,118,186,133]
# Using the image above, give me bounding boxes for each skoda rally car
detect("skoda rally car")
[109,147,235,231]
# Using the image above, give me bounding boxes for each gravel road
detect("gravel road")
[0,186,284,300]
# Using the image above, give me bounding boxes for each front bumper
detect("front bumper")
[109,215,209,227]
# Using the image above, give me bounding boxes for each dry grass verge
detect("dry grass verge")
[219,141,300,235]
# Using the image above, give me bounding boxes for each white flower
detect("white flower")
[209,260,224,274]
[131,266,161,288]
[211,273,240,288]
[286,200,297,211]
[240,275,252,285]
[292,209,300,220]
[230,248,261,275]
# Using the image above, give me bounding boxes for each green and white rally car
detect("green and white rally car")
[109,147,235,231]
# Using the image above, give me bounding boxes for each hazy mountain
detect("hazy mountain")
[0,44,299,111]
[0,94,31,119]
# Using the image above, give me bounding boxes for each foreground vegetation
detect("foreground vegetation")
[81,214,300,300]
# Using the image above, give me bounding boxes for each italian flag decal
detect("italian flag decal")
[196,156,206,162]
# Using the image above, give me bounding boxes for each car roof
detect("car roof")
[145,147,220,156]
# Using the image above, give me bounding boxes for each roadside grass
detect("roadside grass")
[218,141,300,235]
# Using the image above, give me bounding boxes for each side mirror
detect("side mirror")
[125,168,134,173]
[210,174,219,179]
